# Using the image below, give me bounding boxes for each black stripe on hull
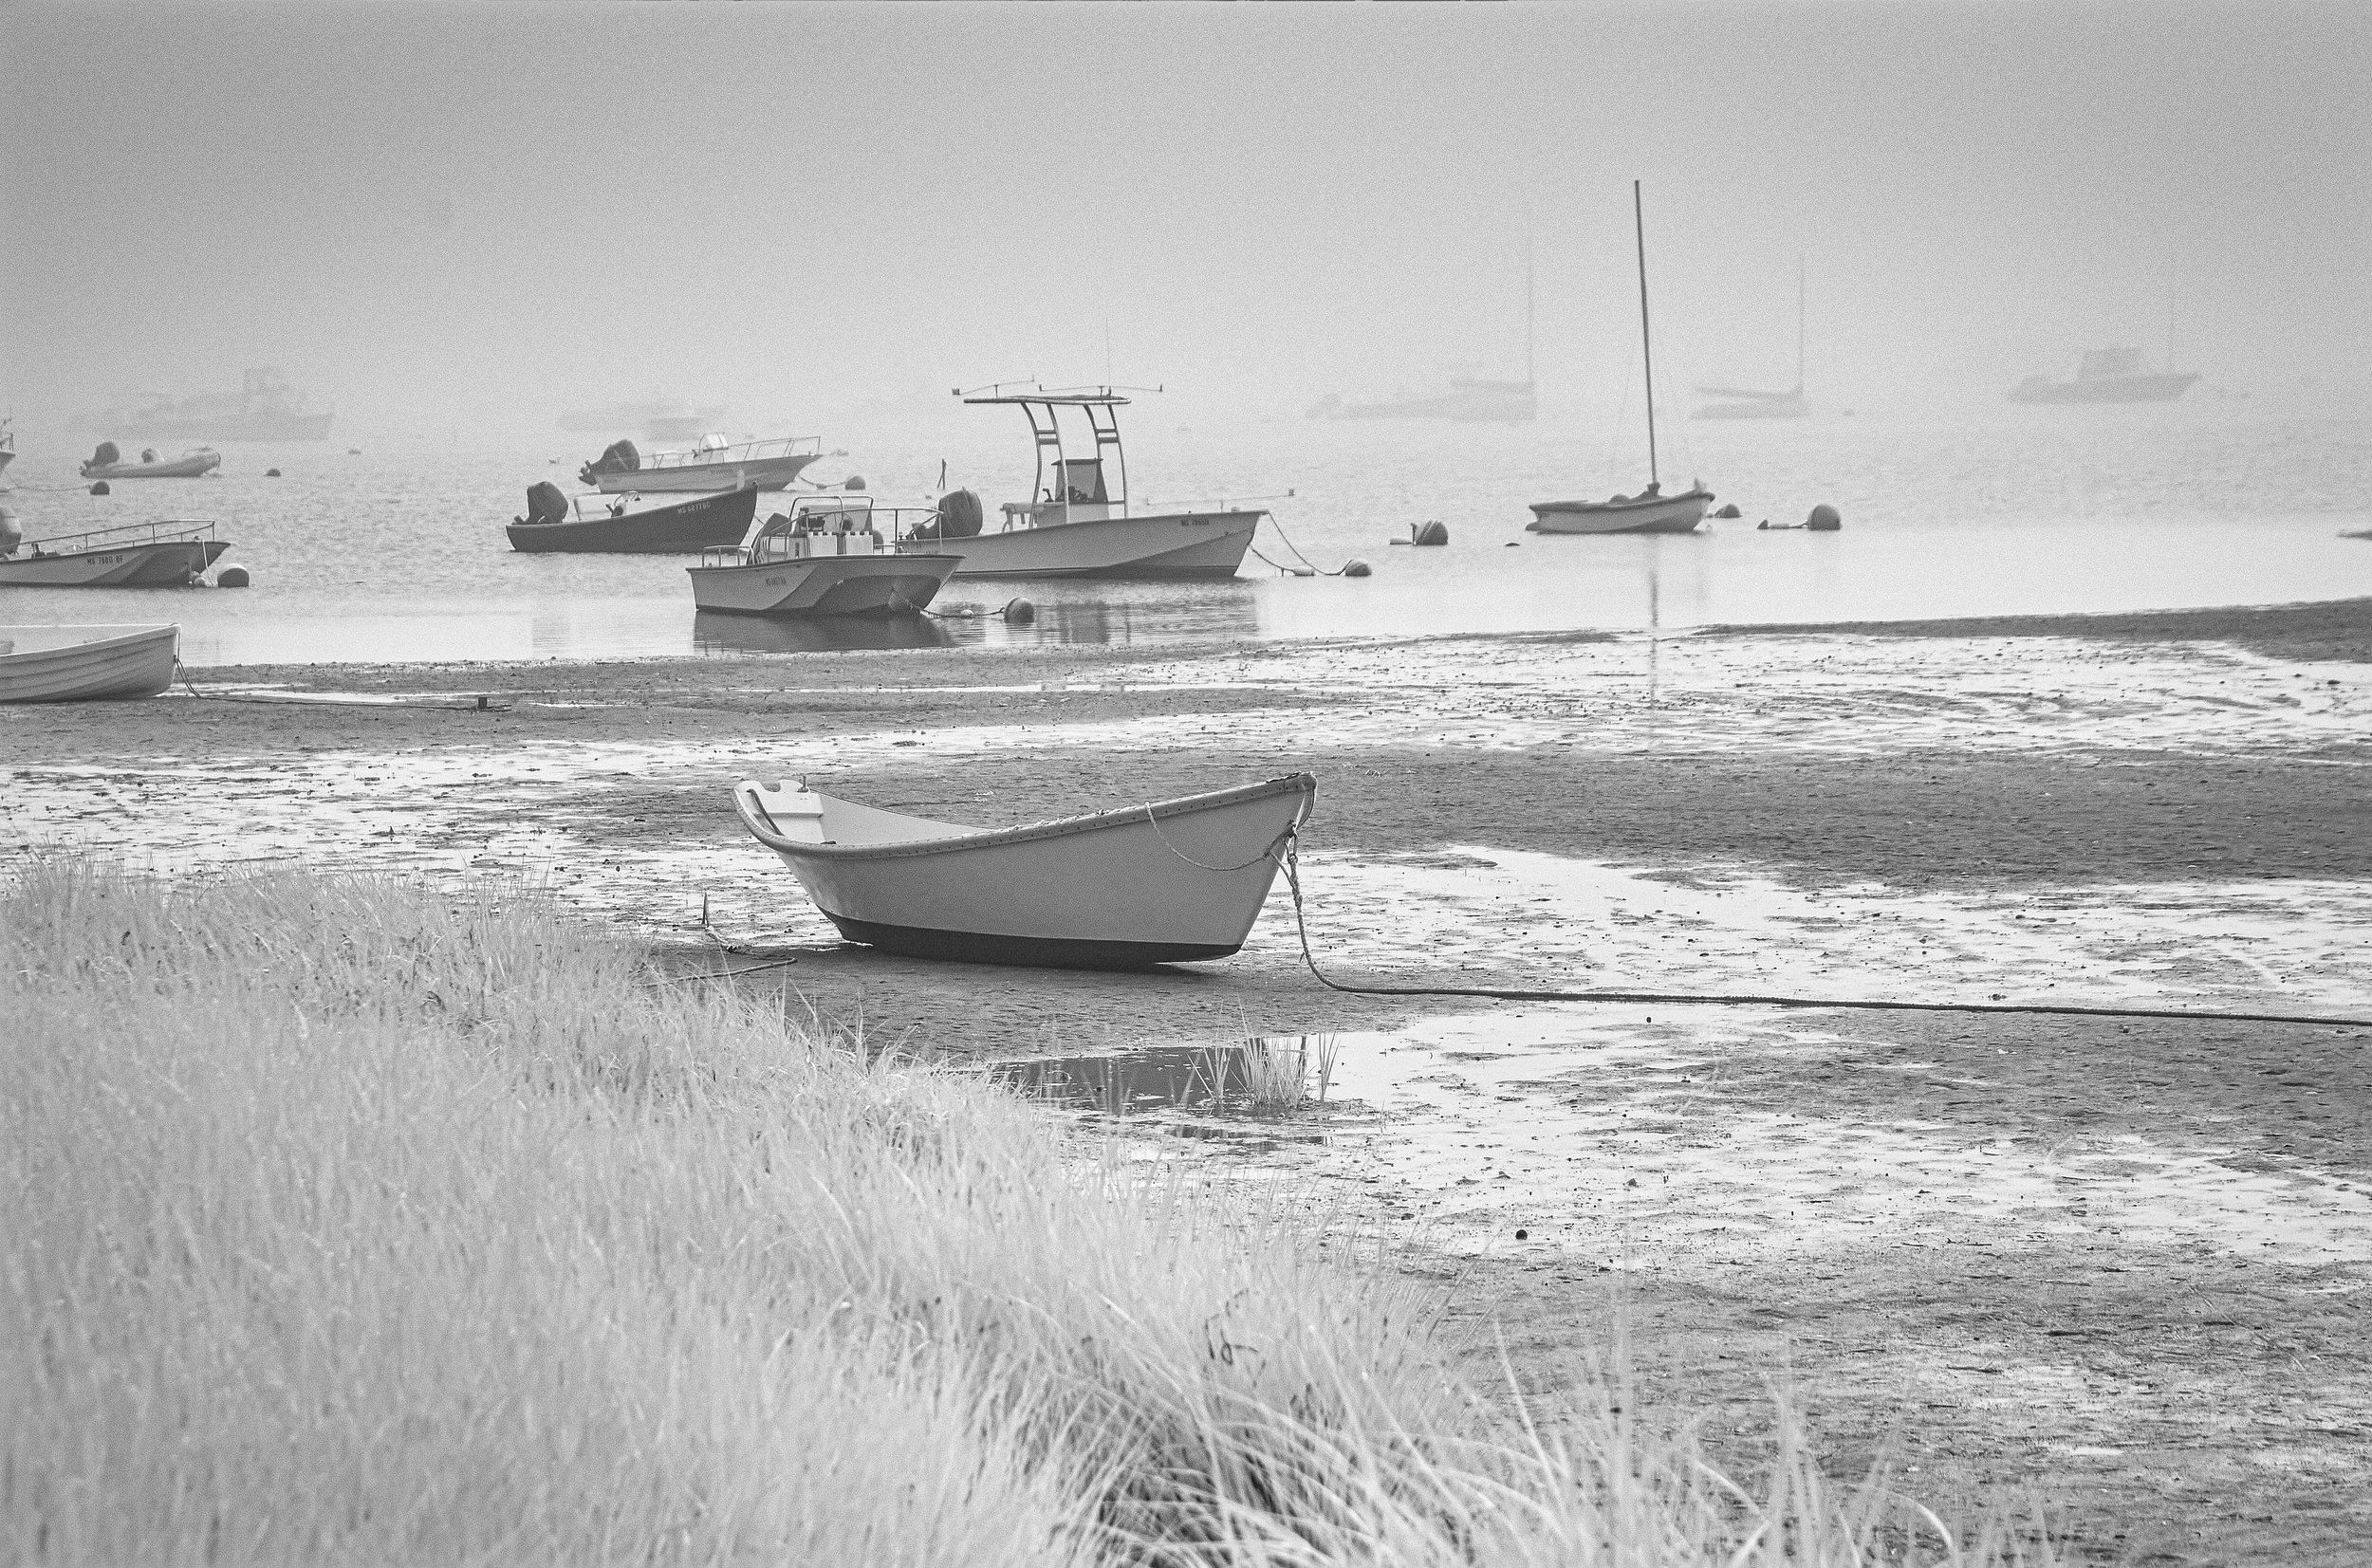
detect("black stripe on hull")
[824,913,1239,969]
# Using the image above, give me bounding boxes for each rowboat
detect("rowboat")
[688,494,962,617]
[1528,485,1714,535]
[732,773,1317,968]
[80,443,223,479]
[507,485,758,553]
[0,520,230,587]
[579,433,823,493]
[936,385,1262,579]
[0,624,179,703]
[1529,182,1714,536]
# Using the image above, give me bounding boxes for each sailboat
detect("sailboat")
[1529,183,1714,536]
[1694,253,1809,419]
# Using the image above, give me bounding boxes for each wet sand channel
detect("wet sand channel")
[8,599,2369,1564]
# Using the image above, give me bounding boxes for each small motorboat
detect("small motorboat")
[688,494,962,618]
[79,442,223,479]
[732,773,1316,968]
[935,385,1263,579]
[506,482,759,553]
[0,624,179,703]
[0,520,231,587]
[579,433,824,494]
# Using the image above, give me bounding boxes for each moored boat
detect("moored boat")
[2009,346,2198,404]
[507,484,759,553]
[0,520,231,587]
[0,624,179,703]
[937,385,1262,579]
[732,772,1317,968]
[79,442,222,479]
[579,433,823,493]
[688,494,962,617]
[1528,485,1714,535]
[1529,182,1714,536]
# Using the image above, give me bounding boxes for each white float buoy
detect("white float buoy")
[216,563,252,588]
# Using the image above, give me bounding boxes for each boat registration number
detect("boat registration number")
[765,576,786,586]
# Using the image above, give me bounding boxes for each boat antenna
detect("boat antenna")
[1634,179,1659,489]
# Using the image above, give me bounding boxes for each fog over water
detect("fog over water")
[7,1,2371,445]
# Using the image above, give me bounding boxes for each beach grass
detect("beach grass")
[2,859,2041,1565]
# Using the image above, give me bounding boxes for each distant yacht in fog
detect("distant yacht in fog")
[2010,345,2198,404]
[74,368,332,442]
[1695,253,1809,420]
[557,397,730,444]
[1310,243,1537,424]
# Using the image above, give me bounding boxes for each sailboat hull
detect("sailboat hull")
[1527,490,1712,535]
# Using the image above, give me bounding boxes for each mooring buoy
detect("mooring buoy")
[88,481,110,495]
[1806,504,1842,531]
[1003,599,1035,625]
[215,563,252,587]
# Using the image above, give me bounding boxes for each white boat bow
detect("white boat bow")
[732,773,1317,968]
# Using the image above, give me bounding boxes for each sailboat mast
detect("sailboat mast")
[1633,180,1659,489]
[1526,233,1536,388]
[1795,250,1807,395]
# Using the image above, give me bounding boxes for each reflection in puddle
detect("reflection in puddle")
[693,611,956,655]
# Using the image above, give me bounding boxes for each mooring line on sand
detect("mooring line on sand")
[1272,831,2372,1030]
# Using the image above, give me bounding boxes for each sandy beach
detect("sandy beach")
[9,597,2368,1563]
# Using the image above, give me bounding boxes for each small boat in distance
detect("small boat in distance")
[2010,345,2198,404]
[578,433,823,493]
[73,368,332,443]
[687,494,962,617]
[941,385,1263,579]
[0,624,179,703]
[80,442,223,480]
[506,482,759,554]
[1530,182,1714,536]
[0,520,231,587]
[732,772,1316,968]
[1696,253,1810,420]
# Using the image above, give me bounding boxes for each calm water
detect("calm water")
[5,407,2367,666]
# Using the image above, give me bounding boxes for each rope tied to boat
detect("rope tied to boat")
[1270,827,2372,1029]
[1140,802,1301,873]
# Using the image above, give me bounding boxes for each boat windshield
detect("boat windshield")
[736,494,876,551]
[640,435,821,470]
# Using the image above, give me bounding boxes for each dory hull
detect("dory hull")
[590,452,820,494]
[688,552,962,617]
[1526,489,1712,535]
[0,624,178,702]
[735,774,1316,968]
[508,488,758,553]
[946,509,1260,580]
[81,453,223,479]
[0,540,229,587]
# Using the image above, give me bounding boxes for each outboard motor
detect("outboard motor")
[526,480,569,526]
[912,488,982,541]
[91,441,120,468]
[576,437,640,487]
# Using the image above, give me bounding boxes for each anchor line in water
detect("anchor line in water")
[1270,830,2372,1029]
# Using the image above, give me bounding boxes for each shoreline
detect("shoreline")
[9,595,2369,1564]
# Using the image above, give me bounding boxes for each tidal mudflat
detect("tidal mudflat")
[9,599,2368,1563]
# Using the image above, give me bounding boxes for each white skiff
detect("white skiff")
[1527,486,1713,535]
[732,773,1317,968]
[0,624,179,703]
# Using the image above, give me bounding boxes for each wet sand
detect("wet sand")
[8,596,2369,1563]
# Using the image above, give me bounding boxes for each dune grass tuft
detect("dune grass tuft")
[2,858,2044,1565]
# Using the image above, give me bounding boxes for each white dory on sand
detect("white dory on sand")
[0,624,179,704]
[1529,181,1714,536]
[732,774,1316,968]
[687,494,964,618]
[923,385,1267,579]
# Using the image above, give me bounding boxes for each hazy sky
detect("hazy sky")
[7,1,2368,436]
